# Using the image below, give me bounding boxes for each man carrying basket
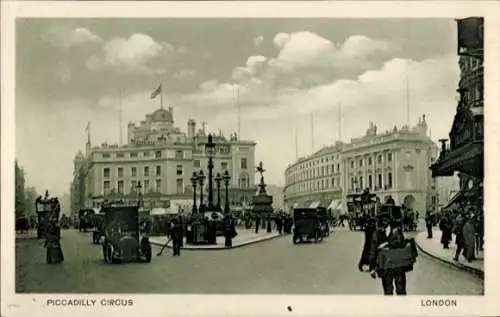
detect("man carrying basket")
[369,207,418,295]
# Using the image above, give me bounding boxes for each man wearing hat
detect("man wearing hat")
[369,208,413,295]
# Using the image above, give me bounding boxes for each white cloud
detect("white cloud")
[232,55,268,81]
[172,69,196,79]
[86,33,174,74]
[43,26,102,48]
[273,32,291,49]
[253,35,264,47]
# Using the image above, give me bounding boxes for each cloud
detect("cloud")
[232,55,268,81]
[86,33,176,75]
[172,69,196,79]
[43,26,102,48]
[253,35,264,47]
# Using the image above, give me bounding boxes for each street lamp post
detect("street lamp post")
[215,173,222,211]
[190,172,198,214]
[223,170,231,214]
[198,170,206,212]
[205,134,216,210]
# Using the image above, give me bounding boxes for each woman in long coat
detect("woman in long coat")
[358,216,376,272]
[462,213,476,262]
[44,223,64,264]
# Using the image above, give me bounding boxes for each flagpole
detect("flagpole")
[310,112,315,153]
[237,87,241,139]
[160,82,164,110]
[295,126,299,160]
[338,102,342,142]
[119,87,123,146]
[406,71,410,128]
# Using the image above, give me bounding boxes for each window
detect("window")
[378,174,383,188]
[156,166,161,177]
[221,162,228,170]
[117,180,124,193]
[368,175,373,189]
[388,153,393,162]
[144,180,150,192]
[131,167,137,177]
[143,151,151,157]
[175,151,184,160]
[359,159,363,167]
[131,180,137,192]
[176,165,183,176]
[337,164,340,173]
[117,168,124,178]
[388,172,393,188]
[103,153,110,159]
[130,152,138,158]
[104,168,110,178]
[144,166,150,177]
[351,177,356,190]
[351,160,354,168]
[359,176,363,190]
[321,166,324,175]
[239,172,249,189]
[103,180,111,193]
[332,177,335,188]
[176,179,183,194]
[117,153,125,158]
[241,158,247,169]
[194,160,201,168]
[378,155,382,164]
[155,179,161,193]
[155,150,162,158]
[368,157,372,165]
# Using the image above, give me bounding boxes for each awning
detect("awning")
[309,201,320,208]
[150,208,167,216]
[442,191,463,210]
[327,199,341,210]
[431,142,483,178]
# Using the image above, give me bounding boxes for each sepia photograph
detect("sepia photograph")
[2,1,500,316]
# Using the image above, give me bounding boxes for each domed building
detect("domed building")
[70,106,257,214]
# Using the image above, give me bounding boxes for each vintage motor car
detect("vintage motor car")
[78,208,95,232]
[101,201,152,264]
[292,208,323,244]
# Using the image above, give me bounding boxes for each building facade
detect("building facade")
[430,17,484,212]
[284,118,439,214]
[70,107,256,213]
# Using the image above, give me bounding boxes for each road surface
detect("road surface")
[15,228,483,294]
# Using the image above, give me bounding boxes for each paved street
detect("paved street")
[16,228,483,294]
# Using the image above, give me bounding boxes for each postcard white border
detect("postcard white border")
[2,1,500,317]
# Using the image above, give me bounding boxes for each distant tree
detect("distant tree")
[15,160,26,218]
[24,186,39,216]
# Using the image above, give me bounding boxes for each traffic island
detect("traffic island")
[414,230,484,278]
[150,229,282,250]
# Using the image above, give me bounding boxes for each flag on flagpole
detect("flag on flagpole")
[85,121,90,132]
[150,83,162,99]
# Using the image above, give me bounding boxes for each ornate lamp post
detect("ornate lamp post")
[198,170,206,212]
[223,170,231,214]
[214,173,222,211]
[190,172,198,214]
[205,134,216,210]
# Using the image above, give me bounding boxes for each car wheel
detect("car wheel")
[105,245,114,264]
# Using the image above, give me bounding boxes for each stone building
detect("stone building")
[70,107,256,213]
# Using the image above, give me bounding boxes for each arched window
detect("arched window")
[239,172,250,189]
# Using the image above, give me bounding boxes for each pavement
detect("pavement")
[414,229,484,277]
[149,227,281,250]
[15,227,483,294]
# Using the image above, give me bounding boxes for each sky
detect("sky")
[15,18,460,197]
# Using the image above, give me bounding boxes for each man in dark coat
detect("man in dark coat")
[224,215,236,247]
[439,210,453,249]
[275,215,283,235]
[425,211,434,239]
[171,217,183,256]
[369,211,414,295]
[358,216,377,272]
[255,216,261,234]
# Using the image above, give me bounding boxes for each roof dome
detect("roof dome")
[150,108,173,122]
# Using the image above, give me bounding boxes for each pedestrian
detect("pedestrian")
[255,216,260,234]
[453,211,466,262]
[223,214,236,247]
[276,215,283,235]
[369,210,414,295]
[439,210,453,249]
[171,217,183,256]
[44,222,64,264]
[358,215,376,272]
[425,211,434,239]
[463,211,476,262]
